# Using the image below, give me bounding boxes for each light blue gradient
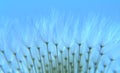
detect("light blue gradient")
[0,0,120,20]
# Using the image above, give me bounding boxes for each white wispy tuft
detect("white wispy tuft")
[0,13,120,73]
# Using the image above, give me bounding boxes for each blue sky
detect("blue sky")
[0,0,120,21]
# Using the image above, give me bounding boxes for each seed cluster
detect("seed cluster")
[0,41,117,73]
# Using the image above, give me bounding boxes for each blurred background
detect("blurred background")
[0,0,120,21]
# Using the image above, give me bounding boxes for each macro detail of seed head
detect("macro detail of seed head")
[0,13,120,73]
[0,0,120,73]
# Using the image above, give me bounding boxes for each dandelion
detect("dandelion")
[0,13,120,73]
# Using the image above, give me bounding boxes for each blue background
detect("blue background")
[0,0,120,21]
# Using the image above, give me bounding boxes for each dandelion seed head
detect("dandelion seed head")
[0,12,120,73]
